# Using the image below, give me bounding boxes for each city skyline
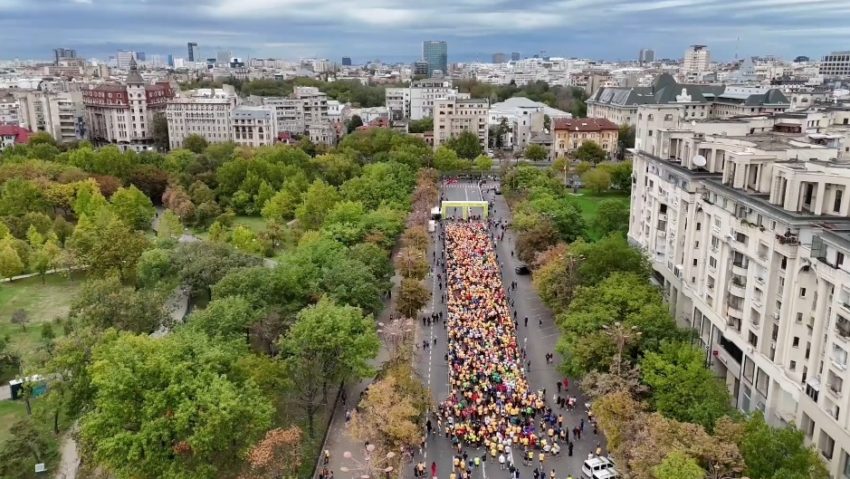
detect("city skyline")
[1,0,849,62]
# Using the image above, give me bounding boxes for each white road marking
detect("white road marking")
[482,458,487,479]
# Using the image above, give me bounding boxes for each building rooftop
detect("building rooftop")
[0,125,31,144]
[552,117,618,132]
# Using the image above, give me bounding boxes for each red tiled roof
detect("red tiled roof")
[0,125,32,144]
[552,117,619,132]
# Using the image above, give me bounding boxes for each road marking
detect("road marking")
[482,458,487,479]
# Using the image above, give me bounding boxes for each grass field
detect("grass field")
[0,273,83,381]
[0,399,27,445]
[568,188,630,240]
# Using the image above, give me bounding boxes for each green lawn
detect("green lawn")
[0,273,83,380]
[0,399,27,445]
[567,188,630,240]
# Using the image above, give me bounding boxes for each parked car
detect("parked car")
[514,264,530,275]
[582,457,614,479]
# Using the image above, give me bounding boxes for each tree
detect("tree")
[641,341,734,430]
[187,296,259,340]
[582,168,611,193]
[310,153,361,186]
[279,298,380,436]
[738,412,829,479]
[110,185,156,230]
[594,199,630,236]
[71,275,169,333]
[395,247,428,279]
[0,240,24,281]
[156,209,184,243]
[524,143,549,162]
[516,217,560,265]
[617,124,635,160]
[349,374,423,451]
[72,178,109,219]
[531,243,580,312]
[0,418,58,479]
[183,134,209,154]
[295,179,340,230]
[473,154,494,171]
[408,118,433,133]
[11,309,29,331]
[654,450,707,479]
[245,426,304,479]
[397,277,429,318]
[31,235,61,283]
[173,241,261,299]
[151,112,169,152]
[433,146,469,171]
[136,248,176,289]
[69,208,150,280]
[347,114,364,133]
[79,332,273,479]
[444,131,483,159]
[571,235,649,286]
[575,140,608,164]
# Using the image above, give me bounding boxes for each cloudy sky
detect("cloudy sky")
[1,0,849,63]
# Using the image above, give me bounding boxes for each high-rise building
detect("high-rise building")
[492,53,507,64]
[820,51,850,79]
[187,42,199,62]
[53,48,76,65]
[511,52,520,62]
[413,61,430,76]
[433,98,489,151]
[167,54,174,67]
[16,90,85,143]
[116,50,136,70]
[135,52,146,62]
[423,40,448,77]
[639,48,655,65]
[341,57,352,66]
[216,50,232,66]
[682,44,710,81]
[628,108,850,478]
[166,85,239,150]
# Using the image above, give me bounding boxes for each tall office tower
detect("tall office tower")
[187,42,199,62]
[511,52,520,61]
[682,44,710,81]
[116,50,136,69]
[639,48,655,65]
[341,57,352,66]
[423,40,448,77]
[135,52,146,61]
[53,48,76,65]
[216,50,232,65]
[492,53,507,64]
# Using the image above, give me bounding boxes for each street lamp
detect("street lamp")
[339,444,396,479]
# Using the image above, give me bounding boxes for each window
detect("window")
[835,189,843,212]
[793,336,800,347]
[790,360,797,371]
[796,312,803,323]
[820,431,835,460]
[801,287,807,297]
[839,252,845,267]
[709,257,717,268]
[749,331,758,347]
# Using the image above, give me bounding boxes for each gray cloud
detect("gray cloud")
[2,0,849,62]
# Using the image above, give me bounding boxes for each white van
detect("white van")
[582,457,614,479]
[592,467,620,479]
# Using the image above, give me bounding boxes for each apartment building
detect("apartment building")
[432,98,489,151]
[0,92,19,125]
[552,117,619,159]
[410,79,466,120]
[260,86,333,145]
[629,111,850,476]
[166,85,238,150]
[17,90,85,144]
[820,52,850,80]
[588,73,789,128]
[82,62,173,151]
[682,45,710,82]
[489,97,570,152]
[386,87,410,121]
[231,106,277,148]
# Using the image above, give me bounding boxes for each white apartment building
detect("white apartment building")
[433,98,489,151]
[166,85,239,150]
[821,52,850,80]
[409,79,466,120]
[386,87,410,121]
[231,106,277,147]
[82,62,174,151]
[682,45,710,82]
[260,86,332,144]
[488,97,570,152]
[629,111,850,477]
[0,93,19,125]
[17,90,85,143]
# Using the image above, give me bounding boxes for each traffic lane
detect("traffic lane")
[486,185,606,479]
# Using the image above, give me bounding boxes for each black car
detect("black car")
[514,264,530,275]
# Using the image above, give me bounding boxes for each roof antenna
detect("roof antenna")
[735,35,740,61]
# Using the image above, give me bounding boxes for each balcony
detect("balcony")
[729,282,747,298]
[826,383,843,399]
[836,320,850,341]
[732,263,749,276]
[728,304,744,321]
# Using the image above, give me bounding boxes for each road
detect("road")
[411,180,604,479]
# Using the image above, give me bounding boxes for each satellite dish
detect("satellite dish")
[692,155,707,167]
